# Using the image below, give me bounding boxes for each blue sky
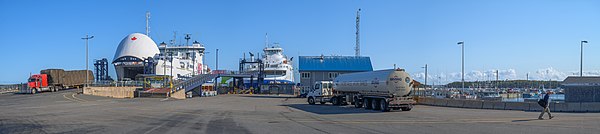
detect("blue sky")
[1,0,599,84]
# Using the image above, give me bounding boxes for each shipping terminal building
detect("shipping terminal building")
[298,56,373,91]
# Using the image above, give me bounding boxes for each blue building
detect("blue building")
[298,56,373,91]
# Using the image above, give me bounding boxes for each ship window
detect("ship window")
[301,72,310,78]
[328,72,339,79]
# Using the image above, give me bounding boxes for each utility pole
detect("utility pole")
[355,8,361,56]
[81,34,94,89]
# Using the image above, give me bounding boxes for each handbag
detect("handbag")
[537,99,547,108]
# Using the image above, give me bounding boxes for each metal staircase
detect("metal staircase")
[170,74,218,96]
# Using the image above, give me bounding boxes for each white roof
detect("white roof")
[113,33,159,62]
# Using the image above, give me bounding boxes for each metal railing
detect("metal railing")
[171,74,218,94]
[90,81,144,87]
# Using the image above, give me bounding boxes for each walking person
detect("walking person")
[538,90,554,120]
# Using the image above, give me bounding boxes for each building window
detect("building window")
[301,72,310,78]
[329,72,339,79]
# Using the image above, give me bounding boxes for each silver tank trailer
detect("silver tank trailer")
[333,69,413,97]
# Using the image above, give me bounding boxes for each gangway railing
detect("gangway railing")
[170,74,218,96]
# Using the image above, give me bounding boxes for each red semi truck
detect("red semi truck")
[21,69,93,94]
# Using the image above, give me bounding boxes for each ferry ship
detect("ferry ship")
[243,43,295,84]
[112,33,208,81]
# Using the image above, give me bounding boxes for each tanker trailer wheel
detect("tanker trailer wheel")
[401,105,413,111]
[331,97,340,105]
[372,99,381,110]
[364,98,372,109]
[308,97,316,105]
[354,97,363,108]
[380,99,390,112]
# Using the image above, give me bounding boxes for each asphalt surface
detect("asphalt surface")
[1,90,600,134]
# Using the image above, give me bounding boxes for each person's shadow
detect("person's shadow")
[512,119,541,122]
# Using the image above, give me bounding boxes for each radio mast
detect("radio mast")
[355,8,361,56]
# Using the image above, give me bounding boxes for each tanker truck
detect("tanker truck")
[307,69,416,112]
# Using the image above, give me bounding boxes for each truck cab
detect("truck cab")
[307,81,334,104]
[25,74,49,94]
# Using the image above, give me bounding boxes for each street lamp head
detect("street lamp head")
[582,40,588,44]
[457,41,464,45]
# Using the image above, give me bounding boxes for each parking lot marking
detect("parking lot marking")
[63,94,83,103]
[71,93,88,102]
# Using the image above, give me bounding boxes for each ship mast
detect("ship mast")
[265,33,269,48]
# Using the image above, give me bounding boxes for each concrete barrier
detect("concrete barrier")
[171,89,186,100]
[504,102,530,111]
[482,101,495,109]
[581,102,600,112]
[567,103,582,112]
[447,99,465,107]
[83,87,139,98]
[552,102,568,112]
[529,102,545,112]
[463,100,484,109]
[423,97,600,113]
[434,99,448,106]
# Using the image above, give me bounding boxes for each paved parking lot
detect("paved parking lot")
[1,90,600,134]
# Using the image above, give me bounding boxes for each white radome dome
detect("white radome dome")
[113,33,159,62]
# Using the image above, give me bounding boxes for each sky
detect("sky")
[1,0,599,84]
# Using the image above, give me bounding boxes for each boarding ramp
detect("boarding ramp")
[171,74,219,97]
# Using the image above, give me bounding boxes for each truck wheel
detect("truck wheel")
[354,97,363,108]
[332,97,339,105]
[372,99,380,110]
[308,97,316,105]
[401,105,413,111]
[380,99,390,112]
[364,98,372,109]
[31,89,37,94]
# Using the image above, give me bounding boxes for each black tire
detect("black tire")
[308,97,316,105]
[332,97,339,105]
[364,98,372,109]
[354,97,363,108]
[380,99,390,112]
[401,105,413,111]
[31,89,37,94]
[372,99,380,110]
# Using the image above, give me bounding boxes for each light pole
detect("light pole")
[457,41,465,90]
[422,64,428,96]
[81,34,94,88]
[580,40,588,77]
[216,49,219,71]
